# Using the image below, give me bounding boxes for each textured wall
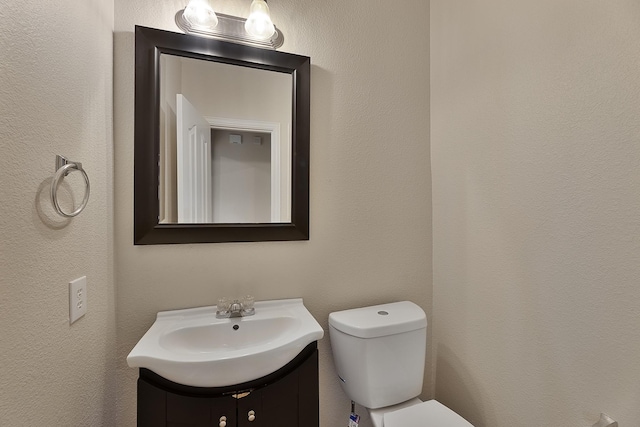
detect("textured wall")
[431,1,640,426]
[0,0,115,425]
[114,1,431,426]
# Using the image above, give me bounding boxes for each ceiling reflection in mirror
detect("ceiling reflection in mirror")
[158,54,293,224]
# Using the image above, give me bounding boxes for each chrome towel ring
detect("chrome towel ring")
[50,154,90,218]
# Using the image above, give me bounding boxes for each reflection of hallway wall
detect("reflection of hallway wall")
[159,54,181,222]
[180,57,291,127]
[212,130,271,223]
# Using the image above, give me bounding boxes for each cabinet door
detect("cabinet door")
[236,389,264,427]
[297,350,319,426]
[167,391,236,427]
[210,395,237,427]
[138,377,167,427]
[237,368,299,427]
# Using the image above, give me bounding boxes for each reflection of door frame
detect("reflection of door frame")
[205,116,289,222]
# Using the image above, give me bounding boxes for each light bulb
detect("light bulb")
[183,0,218,30]
[244,0,275,40]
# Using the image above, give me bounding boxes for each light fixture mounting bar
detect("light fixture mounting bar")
[175,11,284,49]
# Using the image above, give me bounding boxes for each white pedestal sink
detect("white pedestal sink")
[127,298,324,387]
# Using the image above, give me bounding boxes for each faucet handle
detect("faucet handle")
[216,297,232,317]
[241,295,255,315]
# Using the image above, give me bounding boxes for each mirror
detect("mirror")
[159,54,292,224]
[134,26,310,244]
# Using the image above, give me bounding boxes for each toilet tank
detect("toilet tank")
[328,301,427,409]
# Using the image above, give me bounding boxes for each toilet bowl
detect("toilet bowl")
[329,301,474,427]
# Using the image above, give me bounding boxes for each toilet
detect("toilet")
[329,301,473,427]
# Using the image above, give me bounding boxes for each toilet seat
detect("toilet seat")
[383,400,473,427]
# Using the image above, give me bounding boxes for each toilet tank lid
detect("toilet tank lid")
[328,301,427,339]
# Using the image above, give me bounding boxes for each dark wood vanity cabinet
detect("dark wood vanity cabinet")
[137,342,319,427]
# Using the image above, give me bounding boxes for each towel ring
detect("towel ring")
[50,155,90,218]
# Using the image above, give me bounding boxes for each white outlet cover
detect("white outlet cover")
[69,276,87,324]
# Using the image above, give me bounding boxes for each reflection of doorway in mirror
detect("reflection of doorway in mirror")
[211,129,271,223]
[206,116,291,224]
[167,101,291,224]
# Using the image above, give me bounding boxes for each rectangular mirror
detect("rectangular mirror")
[135,26,310,244]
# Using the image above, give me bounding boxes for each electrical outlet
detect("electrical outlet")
[69,276,87,324]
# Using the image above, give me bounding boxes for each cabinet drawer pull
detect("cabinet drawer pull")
[248,410,256,422]
[219,415,227,427]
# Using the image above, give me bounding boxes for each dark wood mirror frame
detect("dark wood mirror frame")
[134,26,310,244]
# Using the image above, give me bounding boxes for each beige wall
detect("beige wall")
[431,1,640,426]
[115,1,431,426]
[0,0,115,425]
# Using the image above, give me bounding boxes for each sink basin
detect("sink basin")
[127,298,324,387]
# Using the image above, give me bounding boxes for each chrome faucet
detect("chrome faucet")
[216,296,255,318]
[229,300,242,315]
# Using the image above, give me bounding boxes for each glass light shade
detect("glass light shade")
[244,0,275,40]
[183,0,219,30]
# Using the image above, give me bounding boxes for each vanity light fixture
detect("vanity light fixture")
[182,0,218,30]
[175,0,283,49]
[244,0,275,40]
